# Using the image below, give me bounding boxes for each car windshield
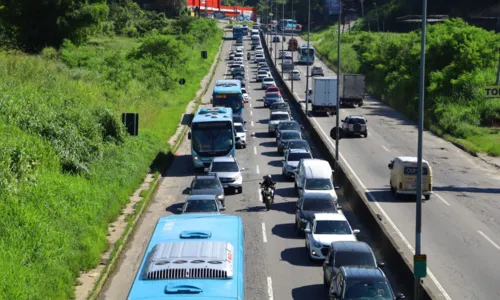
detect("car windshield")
[211,161,239,172]
[184,200,218,213]
[302,198,336,211]
[305,178,333,190]
[235,124,245,132]
[193,179,221,189]
[278,122,298,130]
[266,94,280,99]
[264,78,274,82]
[281,131,301,140]
[314,220,352,234]
[241,89,247,94]
[288,152,311,161]
[343,280,394,300]
[346,118,366,124]
[258,72,268,76]
[334,251,376,268]
[271,114,289,121]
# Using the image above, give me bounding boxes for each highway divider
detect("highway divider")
[260,31,433,300]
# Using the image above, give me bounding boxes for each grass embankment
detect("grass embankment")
[0,17,222,299]
[307,19,500,156]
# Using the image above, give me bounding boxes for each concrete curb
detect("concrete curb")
[260,31,435,300]
[87,30,225,300]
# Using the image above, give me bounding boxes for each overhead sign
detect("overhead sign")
[484,86,500,98]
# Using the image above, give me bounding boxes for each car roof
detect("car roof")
[395,156,430,164]
[271,111,289,115]
[301,159,332,178]
[313,212,346,221]
[277,120,296,125]
[288,139,309,145]
[212,156,236,163]
[331,241,373,254]
[263,77,274,80]
[288,148,310,154]
[194,175,219,180]
[187,195,218,201]
[266,92,280,96]
[347,115,365,119]
[234,122,244,127]
[267,85,278,89]
[342,266,386,280]
[280,130,301,134]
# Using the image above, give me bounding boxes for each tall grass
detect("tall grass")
[311,19,500,156]
[0,18,222,299]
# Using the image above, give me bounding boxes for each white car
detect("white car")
[255,49,264,56]
[268,111,291,134]
[234,122,247,148]
[235,46,244,52]
[205,156,244,194]
[304,213,360,260]
[261,77,276,89]
[254,54,265,63]
[257,71,271,82]
[289,70,301,80]
[241,88,250,102]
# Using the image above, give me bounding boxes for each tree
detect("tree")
[0,0,109,52]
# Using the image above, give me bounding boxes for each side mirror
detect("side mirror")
[177,207,183,212]
[240,168,245,171]
[220,207,226,211]
[388,163,393,169]
[244,121,247,123]
[188,132,191,139]
[281,158,285,161]
[353,229,361,234]
[323,260,331,266]
[378,262,385,268]
[304,227,311,233]
[203,168,209,173]
[244,129,248,132]
[300,125,304,130]
[336,204,343,210]
[334,185,341,190]
[396,293,405,299]
[330,291,339,298]
[341,120,345,123]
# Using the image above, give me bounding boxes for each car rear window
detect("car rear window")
[281,131,301,140]
[193,179,221,189]
[347,118,366,124]
[271,114,289,121]
[302,198,336,211]
[334,251,375,268]
[288,152,311,161]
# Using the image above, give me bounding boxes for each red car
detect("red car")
[266,85,281,95]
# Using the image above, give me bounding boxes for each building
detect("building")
[187,0,256,20]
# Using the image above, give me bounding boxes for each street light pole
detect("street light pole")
[281,1,285,79]
[305,0,311,115]
[274,1,278,63]
[335,0,341,165]
[291,5,294,93]
[415,0,428,299]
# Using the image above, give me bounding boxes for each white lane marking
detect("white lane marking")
[435,193,451,206]
[267,276,274,300]
[262,222,268,243]
[250,110,253,116]
[381,145,390,152]
[258,188,262,202]
[294,91,453,300]
[254,146,257,155]
[478,230,500,250]
[250,103,253,108]
[251,121,254,127]
[256,165,260,174]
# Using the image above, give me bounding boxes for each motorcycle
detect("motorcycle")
[259,183,275,210]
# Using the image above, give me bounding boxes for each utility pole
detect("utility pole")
[291,4,294,93]
[414,0,429,299]
[281,1,285,79]
[335,0,341,166]
[274,1,278,64]
[305,0,311,115]
[496,47,500,85]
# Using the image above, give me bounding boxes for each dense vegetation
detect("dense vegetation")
[310,19,500,156]
[0,1,222,299]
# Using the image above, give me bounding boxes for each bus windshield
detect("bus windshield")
[192,121,234,157]
[213,93,243,113]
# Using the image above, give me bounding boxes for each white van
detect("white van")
[294,159,339,200]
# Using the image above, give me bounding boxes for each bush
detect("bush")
[313,19,500,155]
[0,16,222,299]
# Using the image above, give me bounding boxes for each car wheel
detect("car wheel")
[364,132,368,138]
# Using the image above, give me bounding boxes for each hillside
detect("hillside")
[0,2,222,299]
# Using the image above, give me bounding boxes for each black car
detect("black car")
[189,175,225,206]
[275,120,301,141]
[232,67,244,77]
[233,76,246,88]
[329,266,405,300]
[233,114,247,129]
[277,130,302,153]
[323,241,383,287]
[272,36,280,43]
[295,193,339,233]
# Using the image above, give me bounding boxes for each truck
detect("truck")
[311,77,338,115]
[339,74,365,107]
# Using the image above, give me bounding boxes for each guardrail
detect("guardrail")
[259,30,433,300]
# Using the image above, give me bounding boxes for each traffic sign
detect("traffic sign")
[484,86,500,98]
[414,254,427,278]
[179,78,186,85]
[201,50,208,59]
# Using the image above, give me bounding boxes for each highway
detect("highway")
[98,30,404,300]
[264,33,500,300]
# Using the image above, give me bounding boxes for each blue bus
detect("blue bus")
[298,44,315,65]
[212,80,244,115]
[188,107,235,169]
[232,25,243,41]
[127,214,244,300]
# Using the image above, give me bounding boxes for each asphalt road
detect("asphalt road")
[99,31,404,300]
[265,33,500,300]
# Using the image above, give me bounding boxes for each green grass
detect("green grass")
[0,18,222,300]
[309,19,500,156]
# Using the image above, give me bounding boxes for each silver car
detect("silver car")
[178,195,224,214]
[268,111,291,135]
[277,130,302,154]
[205,157,244,194]
[282,149,313,179]
[189,175,225,206]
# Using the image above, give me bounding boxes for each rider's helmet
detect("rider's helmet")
[263,174,272,181]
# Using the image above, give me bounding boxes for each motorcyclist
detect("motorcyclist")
[247,52,251,60]
[260,174,276,198]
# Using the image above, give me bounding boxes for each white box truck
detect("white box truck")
[311,77,338,115]
[339,74,365,107]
